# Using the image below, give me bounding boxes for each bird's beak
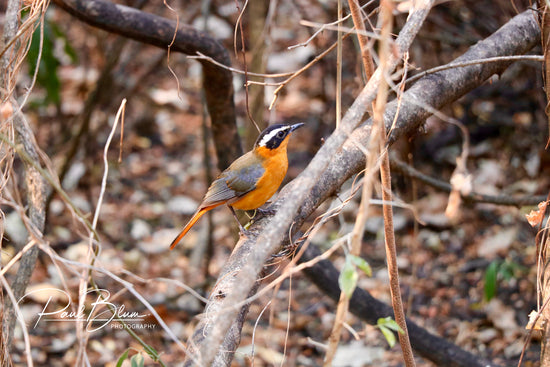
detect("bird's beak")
[290,123,305,132]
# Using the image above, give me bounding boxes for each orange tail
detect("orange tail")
[169,204,222,250]
[169,208,209,250]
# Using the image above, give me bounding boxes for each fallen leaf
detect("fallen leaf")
[525,201,548,227]
[526,310,544,331]
[486,298,521,339]
[445,189,462,222]
[477,227,518,258]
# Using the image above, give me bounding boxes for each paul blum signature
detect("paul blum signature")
[18,288,152,332]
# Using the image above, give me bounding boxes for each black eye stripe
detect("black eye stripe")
[254,124,294,149]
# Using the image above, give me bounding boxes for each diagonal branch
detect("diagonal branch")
[185,1,436,365]
[1,0,52,357]
[185,8,541,366]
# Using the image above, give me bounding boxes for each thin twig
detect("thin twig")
[288,0,376,49]
[234,0,261,132]
[269,32,353,109]
[1,0,51,342]
[250,300,272,365]
[37,243,194,359]
[336,0,343,128]
[120,271,209,304]
[189,1,436,363]
[299,19,382,43]
[376,0,415,365]
[349,0,375,81]
[188,51,294,78]
[324,0,376,362]
[191,33,355,111]
[406,54,543,85]
[0,275,33,367]
[162,0,183,105]
[0,129,96,236]
[75,99,127,364]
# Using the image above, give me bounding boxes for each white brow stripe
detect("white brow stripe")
[258,126,289,147]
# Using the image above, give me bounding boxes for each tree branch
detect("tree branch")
[300,243,502,367]
[185,8,540,366]
[51,0,241,169]
[184,1,437,365]
[1,0,51,357]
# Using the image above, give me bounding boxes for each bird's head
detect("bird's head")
[254,123,304,151]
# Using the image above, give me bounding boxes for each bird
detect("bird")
[169,122,304,249]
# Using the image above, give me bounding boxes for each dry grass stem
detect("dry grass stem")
[375,1,416,365]
[191,1,436,362]
[324,0,378,360]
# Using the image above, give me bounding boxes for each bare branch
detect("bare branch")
[185,1,436,364]
[0,0,51,353]
[185,8,540,366]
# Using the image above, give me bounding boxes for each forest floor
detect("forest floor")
[3,1,550,366]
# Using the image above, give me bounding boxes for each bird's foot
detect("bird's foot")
[238,222,252,238]
[248,206,276,221]
[269,239,302,261]
[257,206,276,216]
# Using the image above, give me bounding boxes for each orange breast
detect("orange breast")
[231,147,288,211]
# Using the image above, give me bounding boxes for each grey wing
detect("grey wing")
[201,157,264,207]
[200,177,235,207]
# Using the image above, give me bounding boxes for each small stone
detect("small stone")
[167,196,199,215]
[62,162,86,190]
[4,211,28,245]
[130,219,152,240]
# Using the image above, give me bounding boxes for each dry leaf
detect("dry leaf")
[450,171,473,196]
[446,156,472,221]
[445,189,462,221]
[1,102,13,121]
[477,227,518,258]
[24,284,69,303]
[486,298,521,339]
[525,201,548,227]
[526,310,544,331]
[396,0,413,13]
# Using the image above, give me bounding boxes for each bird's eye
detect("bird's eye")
[276,131,285,138]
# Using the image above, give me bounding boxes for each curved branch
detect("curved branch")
[185,1,437,365]
[51,0,242,169]
[185,8,541,366]
[1,0,51,354]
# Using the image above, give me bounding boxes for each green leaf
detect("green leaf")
[379,325,397,347]
[499,262,515,281]
[130,353,145,367]
[26,11,76,107]
[377,317,404,334]
[348,254,372,277]
[484,260,499,301]
[116,349,130,367]
[339,256,358,298]
[144,345,159,360]
[27,19,61,106]
[498,260,524,281]
[376,317,404,348]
